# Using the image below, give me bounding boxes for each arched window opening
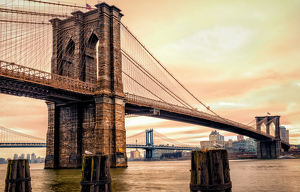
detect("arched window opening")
[88,33,99,48]
[84,33,99,83]
[66,39,75,56]
[261,123,266,133]
[270,122,275,136]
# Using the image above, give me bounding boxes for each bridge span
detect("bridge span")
[0,62,289,150]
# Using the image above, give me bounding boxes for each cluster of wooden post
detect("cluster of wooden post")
[190,149,232,192]
[5,159,31,192]
[5,150,231,192]
[80,155,112,192]
[4,155,111,192]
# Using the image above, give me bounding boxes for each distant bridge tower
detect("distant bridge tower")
[145,129,154,159]
[45,3,127,168]
[255,116,281,159]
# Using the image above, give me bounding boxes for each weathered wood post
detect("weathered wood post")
[5,159,31,192]
[80,155,112,192]
[190,149,232,192]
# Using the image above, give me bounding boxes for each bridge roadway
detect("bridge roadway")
[0,143,198,151]
[0,60,290,150]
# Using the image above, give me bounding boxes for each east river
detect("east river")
[0,159,300,191]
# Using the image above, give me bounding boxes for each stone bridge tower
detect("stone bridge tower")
[255,116,281,159]
[45,3,127,168]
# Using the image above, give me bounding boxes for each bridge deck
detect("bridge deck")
[0,60,290,148]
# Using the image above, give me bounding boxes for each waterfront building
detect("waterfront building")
[201,130,225,149]
[130,151,135,159]
[13,154,18,159]
[209,130,224,142]
[130,150,141,159]
[245,138,257,152]
[134,150,140,159]
[225,139,233,148]
[232,140,246,151]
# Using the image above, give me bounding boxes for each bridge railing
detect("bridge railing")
[0,60,96,95]
[125,93,273,138]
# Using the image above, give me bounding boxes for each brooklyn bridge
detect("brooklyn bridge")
[0,0,290,168]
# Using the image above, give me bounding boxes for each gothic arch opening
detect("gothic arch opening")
[270,122,275,136]
[58,38,75,77]
[84,33,99,83]
[261,123,266,133]
[66,39,75,56]
[88,33,99,48]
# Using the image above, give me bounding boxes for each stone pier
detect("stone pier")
[45,2,127,168]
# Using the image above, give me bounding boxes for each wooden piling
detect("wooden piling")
[5,159,31,192]
[81,155,112,192]
[190,149,232,192]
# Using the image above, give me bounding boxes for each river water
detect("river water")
[0,159,299,191]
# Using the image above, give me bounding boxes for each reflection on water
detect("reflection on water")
[0,159,300,191]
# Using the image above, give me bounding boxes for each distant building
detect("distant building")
[13,154,18,159]
[237,135,245,141]
[27,154,31,162]
[130,151,135,159]
[19,154,25,159]
[134,150,140,159]
[201,130,225,149]
[280,126,289,142]
[232,140,246,151]
[161,151,182,159]
[209,130,224,142]
[152,149,174,159]
[31,153,36,163]
[0,158,6,164]
[225,139,233,148]
[245,138,257,152]
[130,150,141,159]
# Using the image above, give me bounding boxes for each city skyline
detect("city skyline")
[0,0,300,158]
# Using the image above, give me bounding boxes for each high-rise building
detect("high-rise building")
[27,154,31,162]
[19,154,25,159]
[31,153,36,163]
[285,130,289,143]
[280,126,289,142]
[13,154,18,159]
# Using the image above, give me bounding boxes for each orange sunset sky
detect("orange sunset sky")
[1,0,300,158]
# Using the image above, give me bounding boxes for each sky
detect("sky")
[1,0,300,158]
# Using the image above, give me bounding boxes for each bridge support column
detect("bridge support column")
[45,102,56,168]
[45,102,83,168]
[145,149,153,159]
[257,140,281,159]
[45,2,126,168]
[93,95,127,167]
